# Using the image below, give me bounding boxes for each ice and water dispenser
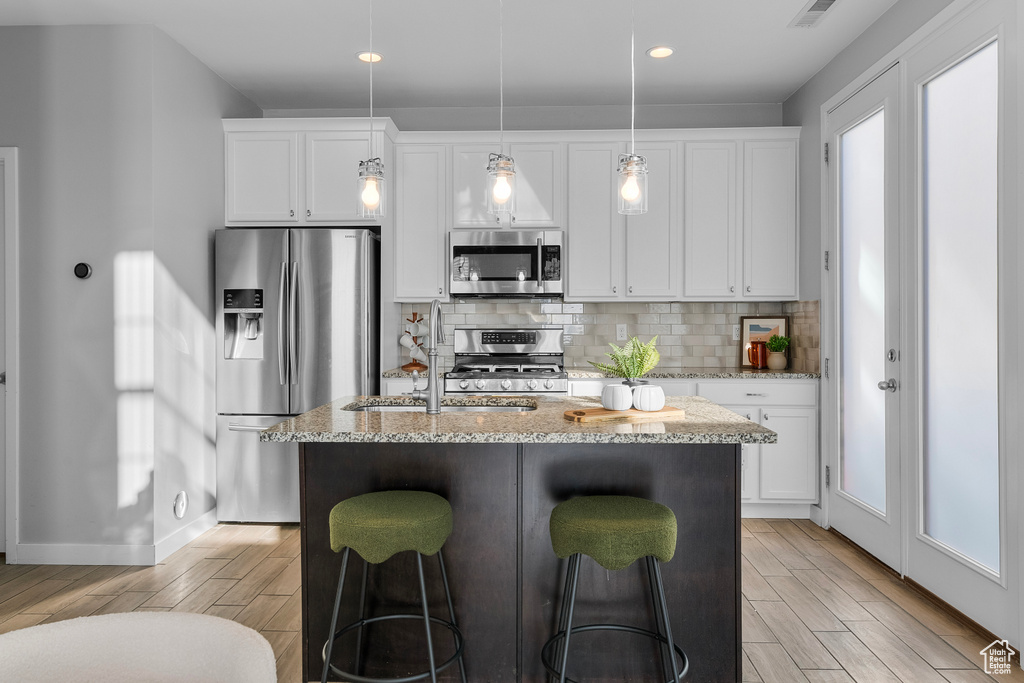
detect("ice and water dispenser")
[223,289,264,359]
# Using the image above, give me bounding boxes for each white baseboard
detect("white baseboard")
[13,509,218,566]
[155,509,218,564]
[15,542,157,566]
[741,502,814,519]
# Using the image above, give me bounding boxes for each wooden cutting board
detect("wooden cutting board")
[563,406,686,423]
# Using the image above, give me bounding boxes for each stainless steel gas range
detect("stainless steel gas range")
[443,328,568,395]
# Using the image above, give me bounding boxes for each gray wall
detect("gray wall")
[782,0,957,300]
[0,25,258,560]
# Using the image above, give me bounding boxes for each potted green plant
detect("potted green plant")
[589,335,660,385]
[590,336,665,411]
[765,334,790,371]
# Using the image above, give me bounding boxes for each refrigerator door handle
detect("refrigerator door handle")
[289,261,299,384]
[278,262,288,385]
[227,423,269,433]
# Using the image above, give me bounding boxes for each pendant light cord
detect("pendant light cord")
[630,0,635,155]
[499,0,504,147]
[369,0,374,157]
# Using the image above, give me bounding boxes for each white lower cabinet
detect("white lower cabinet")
[381,378,415,396]
[699,380,818,514]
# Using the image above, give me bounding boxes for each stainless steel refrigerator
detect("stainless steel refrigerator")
[215,228,380,522]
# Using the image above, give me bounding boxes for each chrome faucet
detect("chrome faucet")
[411,299,445,414]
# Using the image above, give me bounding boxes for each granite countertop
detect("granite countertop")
[259,395,777,445]
[381,366,820,380]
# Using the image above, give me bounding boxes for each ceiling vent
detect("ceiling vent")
[789,0,838,28]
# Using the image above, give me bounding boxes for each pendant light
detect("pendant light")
[357,0,386,218]
[487,0,515,215]
[618,0,648,215]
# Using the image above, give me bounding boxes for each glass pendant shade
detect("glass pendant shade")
[487,152,516,214]
[357,157,386,218]
[617,153,648,215]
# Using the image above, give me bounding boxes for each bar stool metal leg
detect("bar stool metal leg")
[556,553,582,683]
[354,558,369,677]
[646,556,672,683]
[322,547,351,683]
[436,549,468,683]
[415,553,439,683]
[550,553,578,682]
[652,559,682,683]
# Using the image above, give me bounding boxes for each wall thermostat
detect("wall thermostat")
[73,263,92,279]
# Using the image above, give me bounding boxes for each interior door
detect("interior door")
[904,24,1012,640]
[825,66,903,571]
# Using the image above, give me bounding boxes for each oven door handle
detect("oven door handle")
[536,237,543,291]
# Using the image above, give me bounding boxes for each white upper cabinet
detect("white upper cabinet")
[682,134,799,301]
[451,142,564,229]
[224,119,396,226]
[395,144,447,301]
[684,141,737,298]
[226,132,299,223]
[624,142,679,299]
[304,132,371,222]
[566,141,680,301]
[566,143,622,299]
[743,139,798,298]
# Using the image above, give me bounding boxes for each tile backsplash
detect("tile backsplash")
[399,300,820,374]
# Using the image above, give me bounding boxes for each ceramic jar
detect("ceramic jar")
[766,351,787,371]
[632,384,666,412]
[601,383,634,411]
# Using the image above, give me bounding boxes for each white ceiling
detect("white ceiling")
[1,0,900,112]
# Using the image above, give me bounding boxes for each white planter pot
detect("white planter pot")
[632,384,666,412]
[766,351,787,371]
[602,384,634,411]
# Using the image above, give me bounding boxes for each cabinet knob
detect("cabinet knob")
[612,286,617,294]
[628,286,633,294]
[746,286,751,292]
[730,285,735,293]
[289,209,295,217]
[763,413,769,421]
[306,209,311,217]
[511,215,517,223]
[495,216,501,224]
[438,287,443,294]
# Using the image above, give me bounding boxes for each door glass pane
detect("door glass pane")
[839,110,887,513]
[922,41,999,571]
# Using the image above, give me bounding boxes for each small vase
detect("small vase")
[766,351,787,371]
[601,384,633,411]
[632,384,666,412]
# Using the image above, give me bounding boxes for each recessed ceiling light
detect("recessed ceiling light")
[646,46,674,59]
[357,52,383,63]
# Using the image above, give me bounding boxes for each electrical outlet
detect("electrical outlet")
[732,324,741,341]
[616,324,628,341]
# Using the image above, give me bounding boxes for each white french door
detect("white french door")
[825,66,903,572]
[903,9,1012,639]
[825,0,1016,643]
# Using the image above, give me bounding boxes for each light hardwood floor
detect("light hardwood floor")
[1,519,1021,682]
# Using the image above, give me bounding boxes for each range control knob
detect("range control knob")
[500,379,513,390]
[526,379,538,390]
[459,379,469,390]
[544,379,554,390]
[475,379,486,390]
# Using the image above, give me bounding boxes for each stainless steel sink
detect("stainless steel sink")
[346,404,535,413]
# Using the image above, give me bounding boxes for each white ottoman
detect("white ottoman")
[0,611,277,682]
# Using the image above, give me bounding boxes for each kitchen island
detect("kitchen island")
[262,395,775,683]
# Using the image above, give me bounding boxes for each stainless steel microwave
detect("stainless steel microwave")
[449,230,563,296]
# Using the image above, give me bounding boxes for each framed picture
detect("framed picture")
[738,316,790,367]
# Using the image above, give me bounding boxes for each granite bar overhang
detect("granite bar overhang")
[259,394,777,445]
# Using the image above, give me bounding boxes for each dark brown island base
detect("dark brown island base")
[261,395,776,683]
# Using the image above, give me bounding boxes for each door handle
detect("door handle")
[0,372,6,385]
[227,423,269,433]
[278,262,287,385]
[877,378,897,392]
[289,262,299,385]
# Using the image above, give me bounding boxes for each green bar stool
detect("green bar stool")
[321,490,467,683]
[542,495,690,682]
